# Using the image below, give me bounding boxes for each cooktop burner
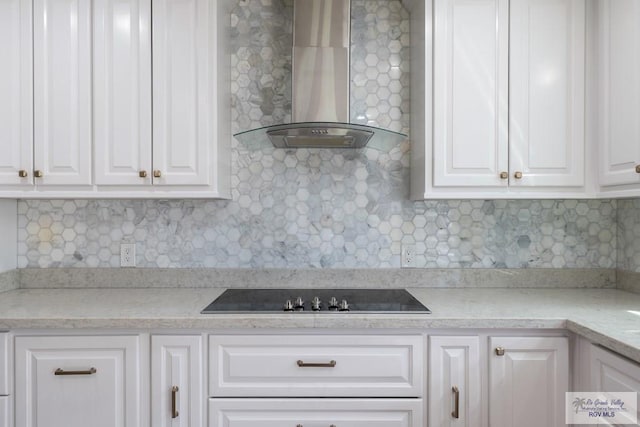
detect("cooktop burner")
[201,289,430,314]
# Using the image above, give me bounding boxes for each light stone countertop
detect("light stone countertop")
[0,287,639,363]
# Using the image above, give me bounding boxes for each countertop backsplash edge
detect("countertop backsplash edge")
[16,267,617,290]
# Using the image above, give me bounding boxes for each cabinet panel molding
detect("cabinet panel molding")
[0,0,33,186]
[489,336,569,427]
[94,0,152,186]
[433,0,509,187]
[33,0,92,186]
[597,0,640,188]
[429,336,481,427]
[151,335,203,427]
[509,0,586,187]
[14,335,141,427]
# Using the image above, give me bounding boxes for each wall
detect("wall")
[16,0,619,270]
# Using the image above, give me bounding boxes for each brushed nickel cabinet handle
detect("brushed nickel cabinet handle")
[296,360,336,368]
[452,386,460,419]
[514,171,523,179]
[495,346,505,356]
[499,171,508,180]
[153,170,162,178]
[18,170,28,178]
[54,367,97,376]
[171,386,179,418]
[34,170,43,178]
[139,170,148,178]
[636,165,640,174]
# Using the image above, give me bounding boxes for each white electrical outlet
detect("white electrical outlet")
[401,245,416,268]
[120,243,136,267]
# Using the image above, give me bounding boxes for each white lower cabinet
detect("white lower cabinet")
[14,335,142,427]
[590,344,640,425]
[0,396,8,427]
[152,335,203,427]
[0,333,7,396]
[489,336,569,427]
[428,336,481,427]
[208,398,424,427]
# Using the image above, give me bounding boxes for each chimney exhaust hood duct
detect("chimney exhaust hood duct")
[233,0,407,150]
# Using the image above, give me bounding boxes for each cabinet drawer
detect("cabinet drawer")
[209,398,424,427]
[0,333,7,395]
[209,335,424,397]
[15,335,141,427]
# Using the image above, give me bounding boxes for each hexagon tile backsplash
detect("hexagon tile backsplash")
[18,199,618,269]
[14,0,626,270]
[618,199,640,273]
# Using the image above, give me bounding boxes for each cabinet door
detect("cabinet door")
[0,0,33,186]
[152,335,203,427]
[509,0,586,187]
[590,345,640,425]
[152,0,211,186]
[489,336,569,427]
[0,333,7,396]
[0,396,8,427]
[429,336,481,427]
[432,0,509,188]
[597,0,640,187]
[15,335,141,427]
[209,398,424,427]
[33,0,92,186]
[94,0,152,186]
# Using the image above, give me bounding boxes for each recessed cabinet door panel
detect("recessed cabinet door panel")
[489,336,569,427]
[0,397,8,427]
[429,336,481,427]
[0,333,7,396]
[509,0,586,187]
[209,398,423,427]
[33,0,92,186]
[598,0,640,187]
[152,335,203,427]
[152,0,210,186]
[433,0,509,187]
[15,335,141,427]
[94,0,152,186]
[0,0,33,186]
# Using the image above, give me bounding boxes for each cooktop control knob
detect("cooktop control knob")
[311,296,321,311]
[283,300,294,312]
[339,299,350,312]
[294,296,304,311]
[328,297,338,311]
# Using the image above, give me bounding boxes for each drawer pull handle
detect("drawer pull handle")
[171,386,179,419]
[452,385,460,419]
[296,360,336,368]
[296,425,336,427]
[54,367,97,376]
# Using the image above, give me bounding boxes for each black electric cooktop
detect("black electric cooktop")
[201,288,431,314]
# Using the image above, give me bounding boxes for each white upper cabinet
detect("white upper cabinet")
[509,0,586,188]
[0,0,33,186]
[94,0,152,186]
[0,0,231,198]
[33,0,92,186]
[433,0,509,188]
[152,0,214,187]
[408,0,590,199]
[596,0,640,192]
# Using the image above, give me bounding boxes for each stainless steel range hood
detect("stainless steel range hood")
[233,0,407,150]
